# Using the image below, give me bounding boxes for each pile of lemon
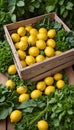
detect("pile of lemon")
[11,26,62,68]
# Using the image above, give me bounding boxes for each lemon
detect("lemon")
[37,120,49,130]
[28,35,37,46]
[25,25,32,32]
[36,55,45,63]
[10,110,22,123]
[55,50,62,55]
[28,46,39,57]
[5,79,15,90]
[44,76,54,85]
[17,26,26,36]
[30,89,42,99]
[36,81,46,91]
[44,46,55,57]
[18,41,28,51]
[30,28,38,35]
[8,64,17,75]
[47,39,56,48]
[36,40,46,50]
[39,27,47,34]
[19,93,29,103]
[54,73,63,81]
[21,36,28,42]
[14,42,20,49]
[47,29,56,38]
[25,55,35,65]
[37,33,47,41]
[20,60,26,67]
[56,80,65,89]
[45,86,55,96]
[17,50,26,60]
[16,86,28,94]
[11,33,20,43]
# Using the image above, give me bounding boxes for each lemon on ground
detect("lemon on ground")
[8,64,17,75]
[11,33,20,43]
[25,25,32,32]
[28,35,37,46]
[45,86,55,96]
[17,50,26,60]
[56,80,65,89]
[28,46,39,57]
[30,89,42,99]
[36,81,46,91]
[47,29,56,38]
[29,28,38,35]
[21,36,28,42]
[10,110,22,123]
[47,39,56,48]
[19,93,29,103]
[39,27,47,34]
[25,55,35,66]
[18,40,28,51]
[36,40,46,50]
[54,73,63,81]
[44,76,54,85]
[20,60,26,67]
[5,79,15,90]
[16,86,28,94]
[36,55,45,63]
[37,120,49,130]
[37,33,47,41]
[44,46,55,57]
[17,26,26,36]
[55,50,62,55]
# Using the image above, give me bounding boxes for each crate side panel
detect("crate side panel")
[0,120,6,130]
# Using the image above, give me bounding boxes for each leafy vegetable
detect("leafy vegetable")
[14,84,74,130]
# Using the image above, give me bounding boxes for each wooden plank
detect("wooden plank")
[0,120,6,130]
[0,73,8,85]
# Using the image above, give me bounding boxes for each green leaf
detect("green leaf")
[66,2,73,10]
[46,5,55,13]
[17,1,25,7]
[29,5,34,12]
[0,96,5,102]
[11,14,16,22]
[59,0,64,5]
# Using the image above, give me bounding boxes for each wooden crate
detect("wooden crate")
[0,120,7,130]
[4,12,74,81]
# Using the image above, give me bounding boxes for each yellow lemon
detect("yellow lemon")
[37,33,47,41]
[25,55,35,66]
[17,26,26,36]
[19,93,29,103]
[20,60,26,67]
[5,79,15,90]
[36,40,46,50]
[56,80,65,89]
[28,35,37,46]
[10,110,22,123]
[30,28,38,35]
[37,120,49,130]
[44,76,54,85]
[16,86,28,94]
[36,81,46,91]
[45,86,55,96]
[28,46,39,57]
[18,40,28,51]
[17,50,26,60]
[54,73,63,81]
[55,50,62,55]
[47,29,56,38]
[44,46,55,57]
[47,39,56,48]
[39,27,47,34]
[30,89,42,99]
[21,36,28,42]
[25,25,32,32]
[36,55,45,63]
[11,33,20,43]
[8,64,17,75]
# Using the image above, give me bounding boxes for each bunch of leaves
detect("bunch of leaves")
[0,40,13,73]
[14,84,74,130]
[55,30,74,51]
[0,84,19,120]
